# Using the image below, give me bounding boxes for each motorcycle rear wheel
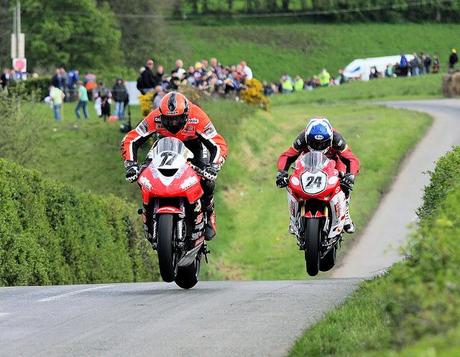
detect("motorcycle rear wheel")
[304,218,321,276]
[157,214,175,282]
[175,259,200,289]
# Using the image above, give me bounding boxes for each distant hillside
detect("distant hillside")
[150,23,460,81]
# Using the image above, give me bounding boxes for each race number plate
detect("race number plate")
[301,171,327,194]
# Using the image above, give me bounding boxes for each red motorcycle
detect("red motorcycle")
[137,137,210,289]
[286,151,347,276]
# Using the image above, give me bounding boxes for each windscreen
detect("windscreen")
[150,137,186,157]
[301,151,329,172]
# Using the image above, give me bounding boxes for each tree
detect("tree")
[21,0,122,71]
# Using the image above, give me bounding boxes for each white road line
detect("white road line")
[38,285,111,302]
[0,313,11,318]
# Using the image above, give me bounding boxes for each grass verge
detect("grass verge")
[290,146,460,356]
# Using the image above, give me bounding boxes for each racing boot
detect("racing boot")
[204,203,217,241]
[343,198,355,234]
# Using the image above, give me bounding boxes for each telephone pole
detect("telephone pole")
[11,0,26,75]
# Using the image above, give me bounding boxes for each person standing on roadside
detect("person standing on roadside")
[138,59,157,94]
[112,78,128,120]
[75,80,89,119]
[49,85,65,121]
[449,49,458,72]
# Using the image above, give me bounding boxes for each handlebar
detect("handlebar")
[190,163,217,182]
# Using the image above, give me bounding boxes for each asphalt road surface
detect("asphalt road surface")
[1,100,459,357]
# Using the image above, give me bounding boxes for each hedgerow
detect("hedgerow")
[0,159,158,286]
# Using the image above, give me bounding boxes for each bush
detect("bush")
[8,77,51,100]
[0,159,158,286]
[240,78,269,110]
[417,146,460,220]
[139,92,154,117]
[0,90,45,165]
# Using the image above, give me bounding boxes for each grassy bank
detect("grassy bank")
[11,75,436,281]
[290,146,460,356]
[0,159,158,286]
[159,23,460,81]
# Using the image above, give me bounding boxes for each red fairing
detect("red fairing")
[138,164,204,205]
[288,157,341,208]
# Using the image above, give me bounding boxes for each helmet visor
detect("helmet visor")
[161,114,187,134]
[308,138,331,151]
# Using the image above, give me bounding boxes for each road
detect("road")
[1,100,459,357]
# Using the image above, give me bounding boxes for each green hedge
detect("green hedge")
[0,159,158,286]
[290,146,460,356]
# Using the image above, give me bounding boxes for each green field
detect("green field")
[153,23,460,81]
[290,147,460,357]
[7,75,435,281]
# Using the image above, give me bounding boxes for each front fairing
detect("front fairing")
[288,153,340,201]
[138,164,203,205]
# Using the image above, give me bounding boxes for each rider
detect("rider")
[120,91,228,240]
[275,117,360,234]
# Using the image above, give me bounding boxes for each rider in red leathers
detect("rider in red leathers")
[276,117,360,233]
[121,91,228,240]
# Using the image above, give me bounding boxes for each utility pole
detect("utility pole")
[11,0,26,76]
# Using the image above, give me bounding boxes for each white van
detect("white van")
[343,54,415,81]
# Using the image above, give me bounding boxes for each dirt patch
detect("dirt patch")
[442,70,460,97]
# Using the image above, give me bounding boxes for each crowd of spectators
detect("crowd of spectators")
[136,57,254,106]
[0,48,457,122]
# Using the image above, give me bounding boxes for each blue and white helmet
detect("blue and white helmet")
[305,118,333,152]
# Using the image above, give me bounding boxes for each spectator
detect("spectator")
[369,66,380,79]
[449,49,458,71]
[281,75,293,93]
[172,59,186,79]
[49,85,65,121]
[318,69,331,87]
[294,75,304,91]
[51,68,64,89]
[240,60,253,80]
[399,54,409,76]
[423,53,432,74]
[1,68,10,89]
[93,81,111,119]
[84,72,97,98]
[385,63,395,77]
[338,68,347,84]
[75,80,89,119]
[137,59,157,94]
[112,78,128,120]
[410,53,420,76]
[153,85,166,109]
[433,54,440,73]
[98,82,111,121]
[155,65,165,88]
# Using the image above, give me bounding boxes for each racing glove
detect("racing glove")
[340,173,355,193]
[276,170,289,188]
[125,160,140,183]
[202,163,221,182]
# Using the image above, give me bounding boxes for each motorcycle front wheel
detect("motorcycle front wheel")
[175,258,200,289]
[304,218,321,276]
[320,246,336,272]
[157,214,175,282]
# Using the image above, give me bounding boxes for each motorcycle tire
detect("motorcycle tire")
[320,246,336,272]
[304,218,321,276]
[175,259,200,289]
[157,214,175,282]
